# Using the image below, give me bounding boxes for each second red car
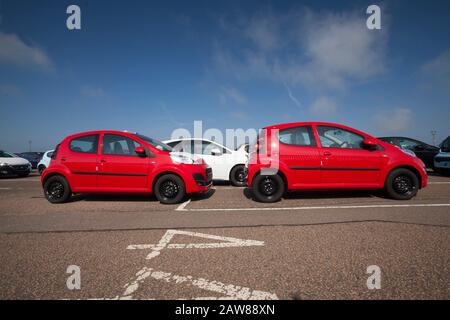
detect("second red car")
[247,122,427,202]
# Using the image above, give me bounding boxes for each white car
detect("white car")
[0,150,32,177]
[37,149,54,174]
[434,136,450,175]
[164,138,248,186]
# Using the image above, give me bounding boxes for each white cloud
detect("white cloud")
[81,86,105,98]
[309,96,337,116]
[422,49,450,91]
[219,86,247,105]
[374,108,413,133]
[0,32,53,71]
[213,8,387,90]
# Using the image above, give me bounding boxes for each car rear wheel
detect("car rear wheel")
[384,168,419,200]
[154,174,186,204]
[252,174,285,203]
[230,165,246,187]
[44,175,71,203]
[38,165,46,175]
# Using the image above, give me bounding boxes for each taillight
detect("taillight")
[51,144,60,160]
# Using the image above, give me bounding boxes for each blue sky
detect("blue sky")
[0,0,450,152]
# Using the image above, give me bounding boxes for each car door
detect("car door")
[316,125,385,187]
[190,140,229,180]
[277,125,321,188]
[97,133,151,191]
[65,134,99,190]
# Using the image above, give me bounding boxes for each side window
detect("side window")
[279,126,316,147]
[70,134,99,154]
[166,141,184,152]
[102,134,141,156]
[317,126,364,150]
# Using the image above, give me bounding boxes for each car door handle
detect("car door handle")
[323,151,332,157]
[100,159,106,163]
[61,157,66,162]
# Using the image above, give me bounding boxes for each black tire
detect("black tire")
[38,165,46,175]
[252,174,285,203]
[154,174,186,204]
[384,168,419,200]
[230,165,247,187]
[43,175,71,203]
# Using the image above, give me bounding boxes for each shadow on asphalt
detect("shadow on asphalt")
[243,187,386,202]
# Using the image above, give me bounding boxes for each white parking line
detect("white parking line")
[180,203,450,212]
[175,199,191,211]
[429,182,450,184]
[0,187,11,190]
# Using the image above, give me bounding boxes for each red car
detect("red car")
[247,122,427,202]
[41,130,212,204]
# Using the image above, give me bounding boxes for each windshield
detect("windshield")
[0,151,15,158]
[135,134,172,152]
[441,137,450,152]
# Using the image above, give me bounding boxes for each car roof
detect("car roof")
[263,122,372,137]
[64,130,139,140]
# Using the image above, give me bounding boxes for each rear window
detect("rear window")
[69,134,99,154]
[278,126,316,147]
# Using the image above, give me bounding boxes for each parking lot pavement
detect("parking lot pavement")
[0,173,449,299]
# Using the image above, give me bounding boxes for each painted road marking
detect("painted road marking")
[119,229,274,300]
[429,182,450,184]
[176,199,191,211]
[0,187,11,190]
[178,203,450,212]
[122,267,277,300]
[127,229,264,259]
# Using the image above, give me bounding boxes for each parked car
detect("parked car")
[163,138,248,186]
[378,137,439,169]
[41,131,212,204]
[17,152,44,169]
[0,150,32,177]
[37,150,54,174]
[434,136,450,175]
[247,122,427,202]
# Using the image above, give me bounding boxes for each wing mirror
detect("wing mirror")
[134,146,147,157]
[211,148,222,156]
[362,138,379,150]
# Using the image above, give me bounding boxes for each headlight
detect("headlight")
[170,153,195,164]
[0,162,9,167]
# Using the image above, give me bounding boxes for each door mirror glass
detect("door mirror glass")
[361,138,379,150]
[211,148,222,156]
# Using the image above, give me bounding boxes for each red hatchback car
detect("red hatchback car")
[247,122,427,202]
[41,130,212,204]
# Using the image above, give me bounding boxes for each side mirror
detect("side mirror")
[362,138,378,150]
[134,146,147,157]
[211,148,222,156]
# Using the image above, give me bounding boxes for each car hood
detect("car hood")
[0,157,30,165]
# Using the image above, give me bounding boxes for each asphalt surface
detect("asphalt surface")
[0,171,449,299]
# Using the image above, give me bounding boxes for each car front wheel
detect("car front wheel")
[384,168,419,200]
[44,175,71,203]
[252,174,285,203]
[154,174,186,204]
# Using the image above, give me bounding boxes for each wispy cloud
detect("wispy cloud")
[309,96,337,117]
[81,86,105,98]
[213,7,388,93]
[374,107,413,133]
[0,32,53,71]
[219,86,247,105]
[422,49,450,92]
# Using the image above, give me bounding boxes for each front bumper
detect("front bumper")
[185,165,213,193]
[0,164,31,176]
[434,156,450,170]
